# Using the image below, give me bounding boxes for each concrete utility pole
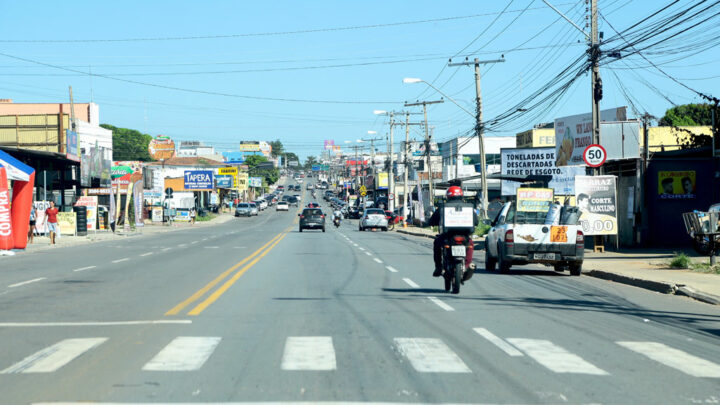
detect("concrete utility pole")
[448,57,505,219]
[404,112,410,225]
[590,0,602,175]
[405,99,443,206]
[388,113,394,211]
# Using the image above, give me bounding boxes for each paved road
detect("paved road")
[1,183,720,404]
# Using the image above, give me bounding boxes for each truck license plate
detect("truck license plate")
[533,253,557,260]
[451,246,466,256]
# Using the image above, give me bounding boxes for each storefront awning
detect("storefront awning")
[0,149,35,181]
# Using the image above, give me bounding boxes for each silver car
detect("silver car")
[235,203,252,217]
[249,202,259,216]
[359,208,388,232]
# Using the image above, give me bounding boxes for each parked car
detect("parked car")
[299,208,326,232]
[359,208,389,231]
[276,201,289,211]
[254,200,268,210]
[235,203,252,217]
[248,202,259,216]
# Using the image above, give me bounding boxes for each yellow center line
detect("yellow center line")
[165,232,284,316]
[187,231,288,315]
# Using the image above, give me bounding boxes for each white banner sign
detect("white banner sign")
[555,107,628,166]
[501,148,585,196]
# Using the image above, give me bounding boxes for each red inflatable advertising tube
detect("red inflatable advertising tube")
[11,171,34,249]
[0,167,13,251]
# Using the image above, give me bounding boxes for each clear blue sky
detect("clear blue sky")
[1,0,718,160]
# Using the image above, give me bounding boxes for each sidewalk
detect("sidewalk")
[395,226,720,306]
[4,213,236,256]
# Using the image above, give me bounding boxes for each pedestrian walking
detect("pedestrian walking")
[44,201,60,245]
[28,205,36,244]
[190,208,196,225]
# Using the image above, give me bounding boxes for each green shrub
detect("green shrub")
[475,224,491,237]
[195,213,216,222]
[669,253,691,269]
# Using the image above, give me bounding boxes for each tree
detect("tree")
[269,139,284,158]
[658,104,714,149]
[304,155,317,169]
[244,154,279,186]
[102,124,153,161]
[659,103,712,126]
[283,152,299,166]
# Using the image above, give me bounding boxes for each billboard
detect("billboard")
[239,141,261,152]
[148,135,175,160]
[111,161,143,190]
[376,172,388,190]
[184,170,214,190]
[658,171,696,199]
[216,175,233,188]
[249,177,263,187]
[74,196,98,231]
[501,148,585,196]
[324,140,335,150]
[237,172,248,191]
[555,107,627,166]
[516,188,553,212]
[575,175,617,235]
[65,129,79,161]
[218,167,238,190]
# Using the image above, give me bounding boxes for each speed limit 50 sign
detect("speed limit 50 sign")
[583,144,607,167]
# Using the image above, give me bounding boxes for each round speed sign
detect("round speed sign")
[583,144,607,167]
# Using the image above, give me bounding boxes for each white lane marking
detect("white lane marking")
[281,336,336,371]
[142,337,221,371]
[0,320,191,327]
[8,278,46,288]
[112,258,129,263]
[617,341,720,378]
[352,243,358,247]
[403,278,420,288]
[178,244,187,248]
[191,241,199,244]
[394,338,471,373]
[73,266,97,272]
[507,338,608,375]
[140,252,153,257]
[364,252,372,256]
[386,266,398,273]
[1,338,107,373]
[202,238,208,241]
[473,328,524,357]
[358,247,365,251]
[373,258,383,264]
[161,247,172,252]
[427,296,455,312]
[204,246,219,249]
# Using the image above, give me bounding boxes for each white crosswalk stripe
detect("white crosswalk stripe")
[507,338,608,375]
[617,341,720,378]
[1,338,107,374]
[394,338,471,373]
[142,337,221,371]
[281,336,336,370]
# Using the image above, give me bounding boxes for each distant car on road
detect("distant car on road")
[307,202,321,208]
[287,196,299,207]
[276,201,289,211]
[359,208,389,232]
[235,203,252,217]
[248,202,259,216]
[299,208,326,232]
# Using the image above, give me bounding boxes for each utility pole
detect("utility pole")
[448,57,505,219]
[404,112,410,225]
[590,0,602,175]
[405,99,443,207]
[388,112,394,211]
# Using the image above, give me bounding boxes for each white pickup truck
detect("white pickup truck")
[484,202,585,275]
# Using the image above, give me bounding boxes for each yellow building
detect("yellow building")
[642,126,712,152]
[516,128,555,148]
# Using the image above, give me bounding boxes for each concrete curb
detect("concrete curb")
[396,229,435,239]
[585,269,720,305]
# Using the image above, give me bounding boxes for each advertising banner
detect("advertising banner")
[377,172,389,190]
[133,179,144,227]
[658,171,696,199]
[516,188,554,212]
[74,196,98,231]
[218,167,238,190]
[575,175,618,235]
[184,170,214,190]
[57,212,77,236]
[324,140,335,150]
[555,107,627,166]
[249,177,262,187]
[216,175,233,188]
[239,141,261,152]
[148,135,175,160]
[151,206,163,222]
[501,148,585,196]
[112,161,143,189]
[236,172,248,191]
[65,129,79,161]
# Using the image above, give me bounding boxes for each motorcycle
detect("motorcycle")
[441,234,475,294]
[333,216,341,228]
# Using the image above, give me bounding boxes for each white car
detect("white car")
[255,200,268,210]
[276,201,289,211]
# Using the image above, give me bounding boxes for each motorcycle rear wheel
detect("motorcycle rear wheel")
[452,262,463,294]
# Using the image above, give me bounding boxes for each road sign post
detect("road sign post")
[583,144,607,168]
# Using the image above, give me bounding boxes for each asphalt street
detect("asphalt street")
[1,182,719,404]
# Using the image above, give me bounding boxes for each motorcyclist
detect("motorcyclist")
[333,209,342,225]
[426,186,478,277]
